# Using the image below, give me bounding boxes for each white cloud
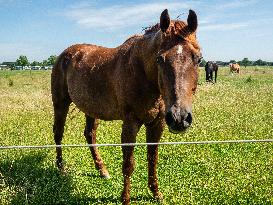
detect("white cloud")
[211,0,259,10]
[197,0,261,32]
[63,2,196,30]
[63,1,260,32]
[200,22,249,31]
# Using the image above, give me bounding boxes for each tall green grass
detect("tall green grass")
[0,67,272,204]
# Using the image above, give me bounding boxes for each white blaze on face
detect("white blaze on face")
[177,45,183,54]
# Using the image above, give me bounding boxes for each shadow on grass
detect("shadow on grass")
[0,151,156,204]
[0,151,80,204]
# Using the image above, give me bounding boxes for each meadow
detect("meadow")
[0,66,272,204]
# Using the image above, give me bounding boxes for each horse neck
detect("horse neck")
[135,31,162,86]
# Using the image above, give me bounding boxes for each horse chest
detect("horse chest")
[128,88,164,123]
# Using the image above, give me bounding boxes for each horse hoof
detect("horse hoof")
[55,161,63,169]
[122,200,130,205]
[121,192,130,205]
[154,192,163,203]
[55,160,67,174]
[60,168,68,176]
[102,174,111,179]
[100,169,110,179]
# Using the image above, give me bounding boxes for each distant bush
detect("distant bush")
[8,78,13,86]
[245,76,252,83]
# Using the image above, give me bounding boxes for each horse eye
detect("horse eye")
[192,53,202,64]
[191,53,195,62]
[156,55,165,64]
[191,53,197,63]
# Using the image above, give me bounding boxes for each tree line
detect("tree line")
[0,55,57,68]
[199,58,273,67]
[1,55,272,68]
[14,55,57,67]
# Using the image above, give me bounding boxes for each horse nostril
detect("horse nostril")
[165,111,174,126]
[184,112,192,127]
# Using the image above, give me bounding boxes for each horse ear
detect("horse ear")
[160,9,170,33]
[187,9,198,32]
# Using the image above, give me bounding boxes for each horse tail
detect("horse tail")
[51,51,72,107]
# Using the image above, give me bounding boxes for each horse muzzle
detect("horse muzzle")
[165,106,192,134]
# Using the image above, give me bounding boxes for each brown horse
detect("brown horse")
[229,63,240,73]
[51,9,201,205]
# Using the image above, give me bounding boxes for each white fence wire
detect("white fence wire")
[0,139,272,150]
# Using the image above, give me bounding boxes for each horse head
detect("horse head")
[156,9,201,133]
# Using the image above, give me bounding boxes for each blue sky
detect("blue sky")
[1,0,273,62]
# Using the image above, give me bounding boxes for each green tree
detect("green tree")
[16,55,29,66]
[199,59,206,67]
[254,59,267,66]
[47,55,57,66]
[229,60,236,64]
[31,61,40,66]
[241,58,251,68]
[42,60,48,66]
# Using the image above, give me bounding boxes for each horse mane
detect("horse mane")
[118,20,199,54]
[117,34,143,54]
[143,20,190,37]
[143,23,160,35]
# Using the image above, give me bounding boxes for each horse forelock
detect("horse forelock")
[144,20,199,49]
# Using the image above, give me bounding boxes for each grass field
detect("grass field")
[0,66,272,204]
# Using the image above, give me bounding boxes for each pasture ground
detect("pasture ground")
[0,66,272,204]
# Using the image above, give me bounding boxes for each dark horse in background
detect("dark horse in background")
[51,9,201,205]
[205,61,218,83]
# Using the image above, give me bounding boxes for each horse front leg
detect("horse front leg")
[121,116,142,205]
[205,69,209,82]
[145,117,164,202]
